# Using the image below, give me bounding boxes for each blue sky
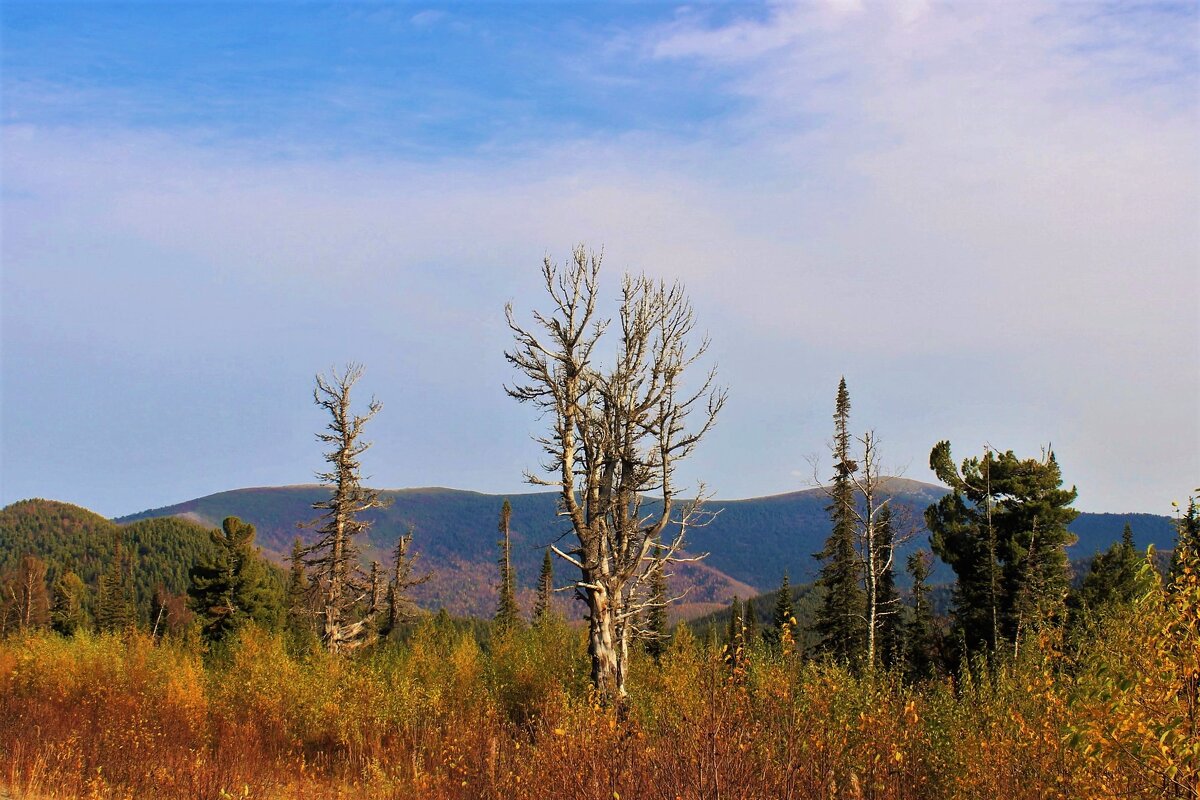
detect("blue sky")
[2,1,1197,518]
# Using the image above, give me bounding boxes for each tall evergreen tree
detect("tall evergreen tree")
[927,442,1078,657]
[1171,495,1199,580]
[905,550,937,681]
[532,547,555,626]
[813,377,866,663]
[725,596,745,670]
[643,540,670,663]
[495,499,520,631]
[188,516,276,643]
[1075,523,1146,620]
[285,537,314,639]
[765,573,795,651]
[96,542,135,632]
[744,598,760,646]
[874,505,902,668]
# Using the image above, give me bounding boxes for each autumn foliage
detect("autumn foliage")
[1,541,1196,800]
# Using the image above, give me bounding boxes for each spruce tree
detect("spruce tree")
[1171,495,1199,580]
[188,516,275,643]
[1075,523,1146,619]
[644,540,670,663]
[495,499,520,631]
[285,537,313,639]
[744,598,760,646]
[813,377,866,663]
[385,528,429,636]
[96,542,134,632]
[764,573,795,651]
[905,549,937,681]
[532,548,555,626]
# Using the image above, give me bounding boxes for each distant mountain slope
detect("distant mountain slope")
[117,487,758,617]
[0,499,225,623]
[115,481,1178,616]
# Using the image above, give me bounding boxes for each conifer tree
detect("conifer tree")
[905,549,937,681]
[643,540,670,663]
[1075,523,1146,620]
[495,499,520,631]
[764,573,795,651]
[726,596,744,667]
[285,537,314,639]
[532,547,555,626]
[51,570,90,635]
[1171,495,1199,579]
[96,542,135,632]
[744,598,760,645]
[188,516,275,643]
[813,377,866,663]
[926,441,1078,657]
[301,364,389,653]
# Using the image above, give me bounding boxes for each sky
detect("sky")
[1,1,1197,519]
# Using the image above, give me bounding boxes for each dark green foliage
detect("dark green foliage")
[744,597,759,645]
[926,441,1079,657]
[763,573,795,651]
[532,548,554,626]
[814,377,866,663]
[874,505,902,668]
[285,537,313,637]
[905,550,937,681]
[726,596,743,647]
[1074,524,1147,622]
[495,500,520,631]
[0,499,228,626]
[643,541,669,663]
[51,570,90,635]
[188,517,280,643]
[96,544,135,632]
[1171,495,1199,579]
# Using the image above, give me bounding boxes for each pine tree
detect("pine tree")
[927,441,1078,658]
[96,542,134,632]
[814,377,866,663]
[874,505,902,668]
[188,516,275,643]
[643,540,670,663]
[532,548,555,626]
[51,570,90,635]
[905,550,937,681]
[495,499,520,631]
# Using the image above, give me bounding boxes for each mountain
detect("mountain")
[0,499,225,624]
[113,480,1179,617]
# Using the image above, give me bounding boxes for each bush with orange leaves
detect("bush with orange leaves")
[1,561,1196,800]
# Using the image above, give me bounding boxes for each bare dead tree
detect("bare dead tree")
[300,363,390,653]
[505,245,726,704]
[385,527,431,636]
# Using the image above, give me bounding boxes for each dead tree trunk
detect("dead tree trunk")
[301,363,389,654]
[506,245,725,704]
